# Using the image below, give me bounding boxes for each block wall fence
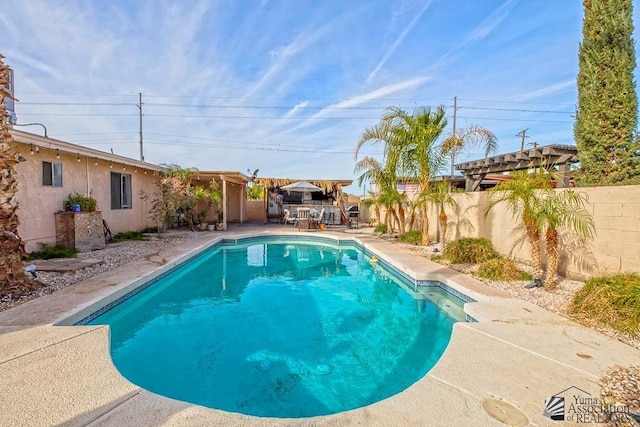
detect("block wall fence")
[376,185,640,280]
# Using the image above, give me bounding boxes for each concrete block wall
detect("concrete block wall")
[371,184,640,280]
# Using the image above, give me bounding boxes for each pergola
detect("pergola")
[455,144,579,191]
[191,171,252,229]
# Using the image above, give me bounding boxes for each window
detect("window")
[110,172,132,209]
[42,161,63,186]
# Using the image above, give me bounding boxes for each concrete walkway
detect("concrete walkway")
[0,227,637,426]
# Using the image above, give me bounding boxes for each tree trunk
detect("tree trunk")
[439,209,448,249]
[397,203,406,234]
[525,222,543,279]
[387,206,399,234]
[420,204,429,245]
[383,209,390,233]
[0,57,41,297]
[374,206,381,226]
[408,210,415,231]
[544,228,559,289]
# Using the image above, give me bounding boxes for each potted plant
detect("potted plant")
[67,191,98,212]
[216,210,225,230]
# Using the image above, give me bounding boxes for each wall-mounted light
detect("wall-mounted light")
[76,153,81,163]
[134,168,138,173]
[144,170,147,175]
[122,165,126,171]
[35,146,40,154]
[56,149,60,159]
[109,161,113,169]
[14,152,26,162]
[29,144,35,155]
[94,157,98,166]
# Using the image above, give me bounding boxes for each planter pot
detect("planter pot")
[207,224,215,231]
[216,223,225,231]
[198,223,207,231]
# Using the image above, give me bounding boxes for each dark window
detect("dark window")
[111,172,132,209]
[42,161,62,186]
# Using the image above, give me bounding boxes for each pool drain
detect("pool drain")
[316,364,332,375]
[481,397,528,426]
[257,360,272,371]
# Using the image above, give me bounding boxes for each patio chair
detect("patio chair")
[297,208,311,231]
[283,209,297,225]
[314,208,326,230]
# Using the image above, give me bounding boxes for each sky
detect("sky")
[2,1,639,193]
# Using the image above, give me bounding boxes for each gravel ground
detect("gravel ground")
[2,228,638,422]
[0,230,199,311]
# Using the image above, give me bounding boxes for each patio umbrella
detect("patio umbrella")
[281,181,323,192]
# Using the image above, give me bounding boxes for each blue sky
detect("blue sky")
[3,1,639,193]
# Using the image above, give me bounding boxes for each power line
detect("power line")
[460,106,572,114]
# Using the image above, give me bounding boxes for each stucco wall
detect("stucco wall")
[372,185,640,279]
[15,145,159,252]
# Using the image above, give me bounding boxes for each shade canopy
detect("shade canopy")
[280,181,323,192]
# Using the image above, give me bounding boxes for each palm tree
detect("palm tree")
[377,106,448,243]
[424,180,458,249]
[356,105,497,244]
[0,55,33,296]
[486,170,552,280]
[354,156,401,232]
[539,190,595,289]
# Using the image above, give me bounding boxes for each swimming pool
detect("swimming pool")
[85,237,467,418]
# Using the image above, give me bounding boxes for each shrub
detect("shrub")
[442,237,496,264]
[28,244,77,260]
[398,230,422,244]
[67,191,98,212]
[570,273,640,337]
[374,224,387,234]
[477,257,532,281]
[141,226,159,233]
[430,254,443,262]
[111,231,149,242]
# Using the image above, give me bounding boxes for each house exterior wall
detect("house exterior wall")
[369,185,640,280]
[14,142,159,252]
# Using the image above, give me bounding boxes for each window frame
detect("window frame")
[110,171,132,210]
[42,161,63,187]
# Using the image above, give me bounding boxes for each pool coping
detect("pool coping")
[1,227,639,426]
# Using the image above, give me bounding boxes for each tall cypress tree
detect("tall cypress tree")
[574,0,640,186]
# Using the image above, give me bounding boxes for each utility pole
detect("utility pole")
[138,93,144,161]
[516,128,529,151]
[450,96,458,176]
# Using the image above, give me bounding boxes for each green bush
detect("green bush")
[398,230,422,244]
[477,257,532,281]
[111,231,149,242]
[67,191,98,212]
[442,237,496,264]
[570,273,640,337]
[430,254,443,262]
[141,226,159,233]
[374,224,387,234]
[28,244,77,260]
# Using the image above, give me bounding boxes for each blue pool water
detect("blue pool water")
[87,239,463,418]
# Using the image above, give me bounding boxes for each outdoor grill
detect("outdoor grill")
[346,205,359,228]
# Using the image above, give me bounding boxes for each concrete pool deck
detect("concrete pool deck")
[0,227,638,426]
